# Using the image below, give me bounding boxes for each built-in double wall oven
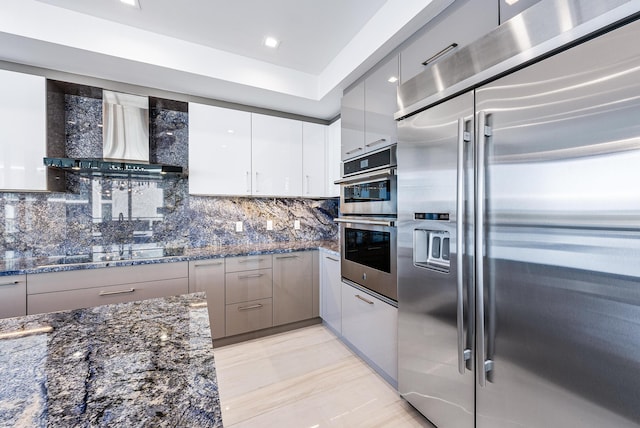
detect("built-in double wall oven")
[335,145,397,302]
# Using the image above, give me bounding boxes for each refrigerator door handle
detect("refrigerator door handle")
[457,117,472,374]
[476,111,493,386]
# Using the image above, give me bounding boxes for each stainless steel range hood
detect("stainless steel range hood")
[44,90,184,178]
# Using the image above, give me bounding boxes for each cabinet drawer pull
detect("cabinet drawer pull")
[275,255,299,260]
[365,138,386,148]
[238,258,264,264]
[0,326,53,340]
[345,147,363,155]
[238,303,264,311]
[422,42,458,66]
[238,273,264,279]
[0,280,20,287]
[99,288,135,296]
[355,294,374,305]
[325,256,339,262]
[194,260,224,267]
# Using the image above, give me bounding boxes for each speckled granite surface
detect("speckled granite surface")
[0,292,222,427]
[0,240,339,276]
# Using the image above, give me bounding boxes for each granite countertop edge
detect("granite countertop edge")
[1,240,339,276]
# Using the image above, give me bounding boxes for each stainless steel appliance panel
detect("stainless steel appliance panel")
[474,18,640,428]
[397,91,475,428]
[339,218,397,302]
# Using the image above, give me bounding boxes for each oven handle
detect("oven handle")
[333,167,396,185]
[334,217,395,227]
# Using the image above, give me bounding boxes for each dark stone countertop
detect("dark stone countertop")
[0,292,223,427]
[0,240,339,276]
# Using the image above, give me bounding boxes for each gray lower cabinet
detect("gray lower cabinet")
[224,255,273,336]
[26,262,189,315]
[0,274,27,319]
[272,251,314,326]
[189,259,225,339]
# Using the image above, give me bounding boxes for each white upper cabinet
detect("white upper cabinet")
[499,0,542,23]
[302,122,326,198]
[341,81,365,160]
[188,103,252,196]
[326,119,341,197]
[0,70,47,191]
[400,0,498,84]
[341,55,399,161]
[251,113,303,197]
[364,55,399,152]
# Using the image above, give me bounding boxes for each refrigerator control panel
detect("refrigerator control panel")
[414,229,450,273]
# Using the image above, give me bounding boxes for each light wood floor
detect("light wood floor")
[213,324,435,427]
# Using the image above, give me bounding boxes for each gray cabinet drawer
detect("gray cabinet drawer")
[0,275,26,319]
[27,261,189,294]
[225,298,273,336]
[27,277,188,315]
[225,255,272,272]
[225,269,272,304]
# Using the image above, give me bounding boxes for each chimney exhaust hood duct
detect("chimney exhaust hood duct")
[102,90,149,163]
[44,90,184,178]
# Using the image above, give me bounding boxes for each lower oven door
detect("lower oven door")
[336,217,397,302]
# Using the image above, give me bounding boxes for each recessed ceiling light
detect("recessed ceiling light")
[264,37,280,49]
[505,0,519,5]
[388,76,398,83]
[120,0,141,8]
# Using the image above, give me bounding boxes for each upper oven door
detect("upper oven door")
[337,168,397,216]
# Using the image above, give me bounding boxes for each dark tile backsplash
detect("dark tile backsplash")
[0,93,338,262]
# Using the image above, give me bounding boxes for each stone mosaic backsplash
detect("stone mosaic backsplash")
[0,91,338,262]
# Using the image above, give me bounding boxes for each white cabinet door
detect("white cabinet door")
[341,82,365,160]
[0,70,46,191]
[341,282,398,383]
[326,119,341,197]
[400,0,498,83]
[302,122,326,198]
[188,103,252,196]
[319,251,341,334]
[364,55,399,152]
[500,0,541,23]
[252,113,303,196]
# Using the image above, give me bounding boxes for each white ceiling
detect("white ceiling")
[0,0,453,120]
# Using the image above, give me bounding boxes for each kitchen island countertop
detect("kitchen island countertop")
[0,292,223,427]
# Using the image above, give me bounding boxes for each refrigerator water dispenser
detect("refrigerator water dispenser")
[414,229,450,272]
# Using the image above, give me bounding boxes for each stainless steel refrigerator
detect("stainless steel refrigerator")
[396,9,640,428]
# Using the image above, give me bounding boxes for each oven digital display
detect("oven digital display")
[343,180,390,203]
[344,228,391,273]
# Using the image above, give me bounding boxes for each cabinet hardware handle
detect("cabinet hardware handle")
[365,138,386,148]
[238,273,264,279]
[0,326,53,340]
[345,147,363,155]
[422,43,458,66]
[275,255,299,259]
[306,175,310,194]
[238,303,263,311]
[0,280,20,287]
[238,258,264,263]
[246,171,251,193]
[325,256,339,262]
[99,288,135,296]
[255,171,259,193]
[355,294,374,305]
[189,301,208,308]
[194,261,224,267]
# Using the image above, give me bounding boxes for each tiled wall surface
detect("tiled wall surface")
[0,93,338,261]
